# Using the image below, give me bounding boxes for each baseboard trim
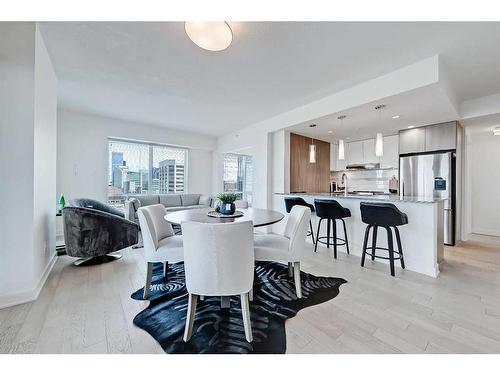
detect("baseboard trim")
[0,254,57,309]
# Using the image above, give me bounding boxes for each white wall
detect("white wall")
[33,26,58,290]
[0,23,58,308]
[464,127,500,238]
[0,23,37,299]
[271,130,290,195]
[57,109,217,202]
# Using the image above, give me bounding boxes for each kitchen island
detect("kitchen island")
[273,193,444,277]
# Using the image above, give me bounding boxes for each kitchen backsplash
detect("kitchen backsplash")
[331,168,399,193]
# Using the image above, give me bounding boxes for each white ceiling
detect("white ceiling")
[287,84,458,142]
[40,22,500,136]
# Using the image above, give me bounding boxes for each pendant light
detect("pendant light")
[338,140,345,160]
[375,132,384,157]
[337,115,346,160]
[309,141,316,163]
[374,105,386,157]
[309,124,317,163]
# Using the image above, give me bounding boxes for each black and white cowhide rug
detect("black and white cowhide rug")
[131,261,346,354]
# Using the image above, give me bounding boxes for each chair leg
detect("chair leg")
[394,227,405,269]
[221,296,230,309]
[293,261,302,298]
[309,220,315,244]
[240,293,253,342]
[314,218,323,252]
[163,261,168,280]
[183,293,198,342]
[342,219,349,254]
[326,219,331,249]
[361,225,371,267]
[288,262,294,277]
[143,262,153,299]
[249,288,253,302]
[332,219,338,259]
[386,227,396,277]
[371,225,378,261]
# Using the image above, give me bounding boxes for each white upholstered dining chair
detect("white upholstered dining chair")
[137,204,184,299]
[181,220,255,343]
[253,205,310,298]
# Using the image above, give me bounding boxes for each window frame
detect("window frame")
[108,137,189,198]
[223,153,253,203]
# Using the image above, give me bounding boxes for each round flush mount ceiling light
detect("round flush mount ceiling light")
[184,22,233,51]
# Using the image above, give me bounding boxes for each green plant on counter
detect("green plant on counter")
[217,192,238,204]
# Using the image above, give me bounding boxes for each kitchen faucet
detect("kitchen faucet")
[342,173,348,197]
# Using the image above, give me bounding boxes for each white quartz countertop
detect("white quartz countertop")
[274,192,443,204]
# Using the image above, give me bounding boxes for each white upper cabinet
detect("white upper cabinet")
[362,139,378,164]
[380,135,399,168]
[330,135,399,171]
[330,142,346,171]
[337,151,347,171]
[346,141,364,165]
[330,143,337,171]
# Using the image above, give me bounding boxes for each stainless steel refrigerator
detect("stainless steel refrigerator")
[399,151,455,245]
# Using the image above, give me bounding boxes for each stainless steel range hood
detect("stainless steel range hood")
[345,163,381,170]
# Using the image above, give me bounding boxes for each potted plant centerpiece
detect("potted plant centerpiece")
[217,192,238,215]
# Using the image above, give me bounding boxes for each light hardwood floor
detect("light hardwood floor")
[1,240,499,354]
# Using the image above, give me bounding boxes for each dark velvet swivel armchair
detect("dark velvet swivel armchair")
[63,198,139,266]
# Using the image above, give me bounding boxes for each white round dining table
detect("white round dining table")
[164,207,284,227]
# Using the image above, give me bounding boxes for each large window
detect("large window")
[108,139,187,207]
[223,153,253,204]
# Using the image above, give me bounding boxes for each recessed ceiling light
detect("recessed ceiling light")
[184,22,232,51]
[392,115,400,119]
[328,130,333,134]
[493,126,500,136]
[408,125,415,129]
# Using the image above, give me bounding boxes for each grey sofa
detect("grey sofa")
[124,193,214,223]
[63,198,139,265]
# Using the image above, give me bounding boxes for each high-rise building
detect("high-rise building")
[111,152,124,189]
[158,159,185,193]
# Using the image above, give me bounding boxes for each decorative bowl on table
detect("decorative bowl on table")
[219,202,236,215]
[207,210,244,218]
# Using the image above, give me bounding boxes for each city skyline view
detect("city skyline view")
[108,140,187,199]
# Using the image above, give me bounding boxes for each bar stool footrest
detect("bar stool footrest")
[316,236,348,247]
[364,246,403,260]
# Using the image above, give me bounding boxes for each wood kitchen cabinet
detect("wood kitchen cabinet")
[290,133,330,193]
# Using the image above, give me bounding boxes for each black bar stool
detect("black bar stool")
[360,202,408,277]
[284,197,316,243]
[313,199,351,258]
